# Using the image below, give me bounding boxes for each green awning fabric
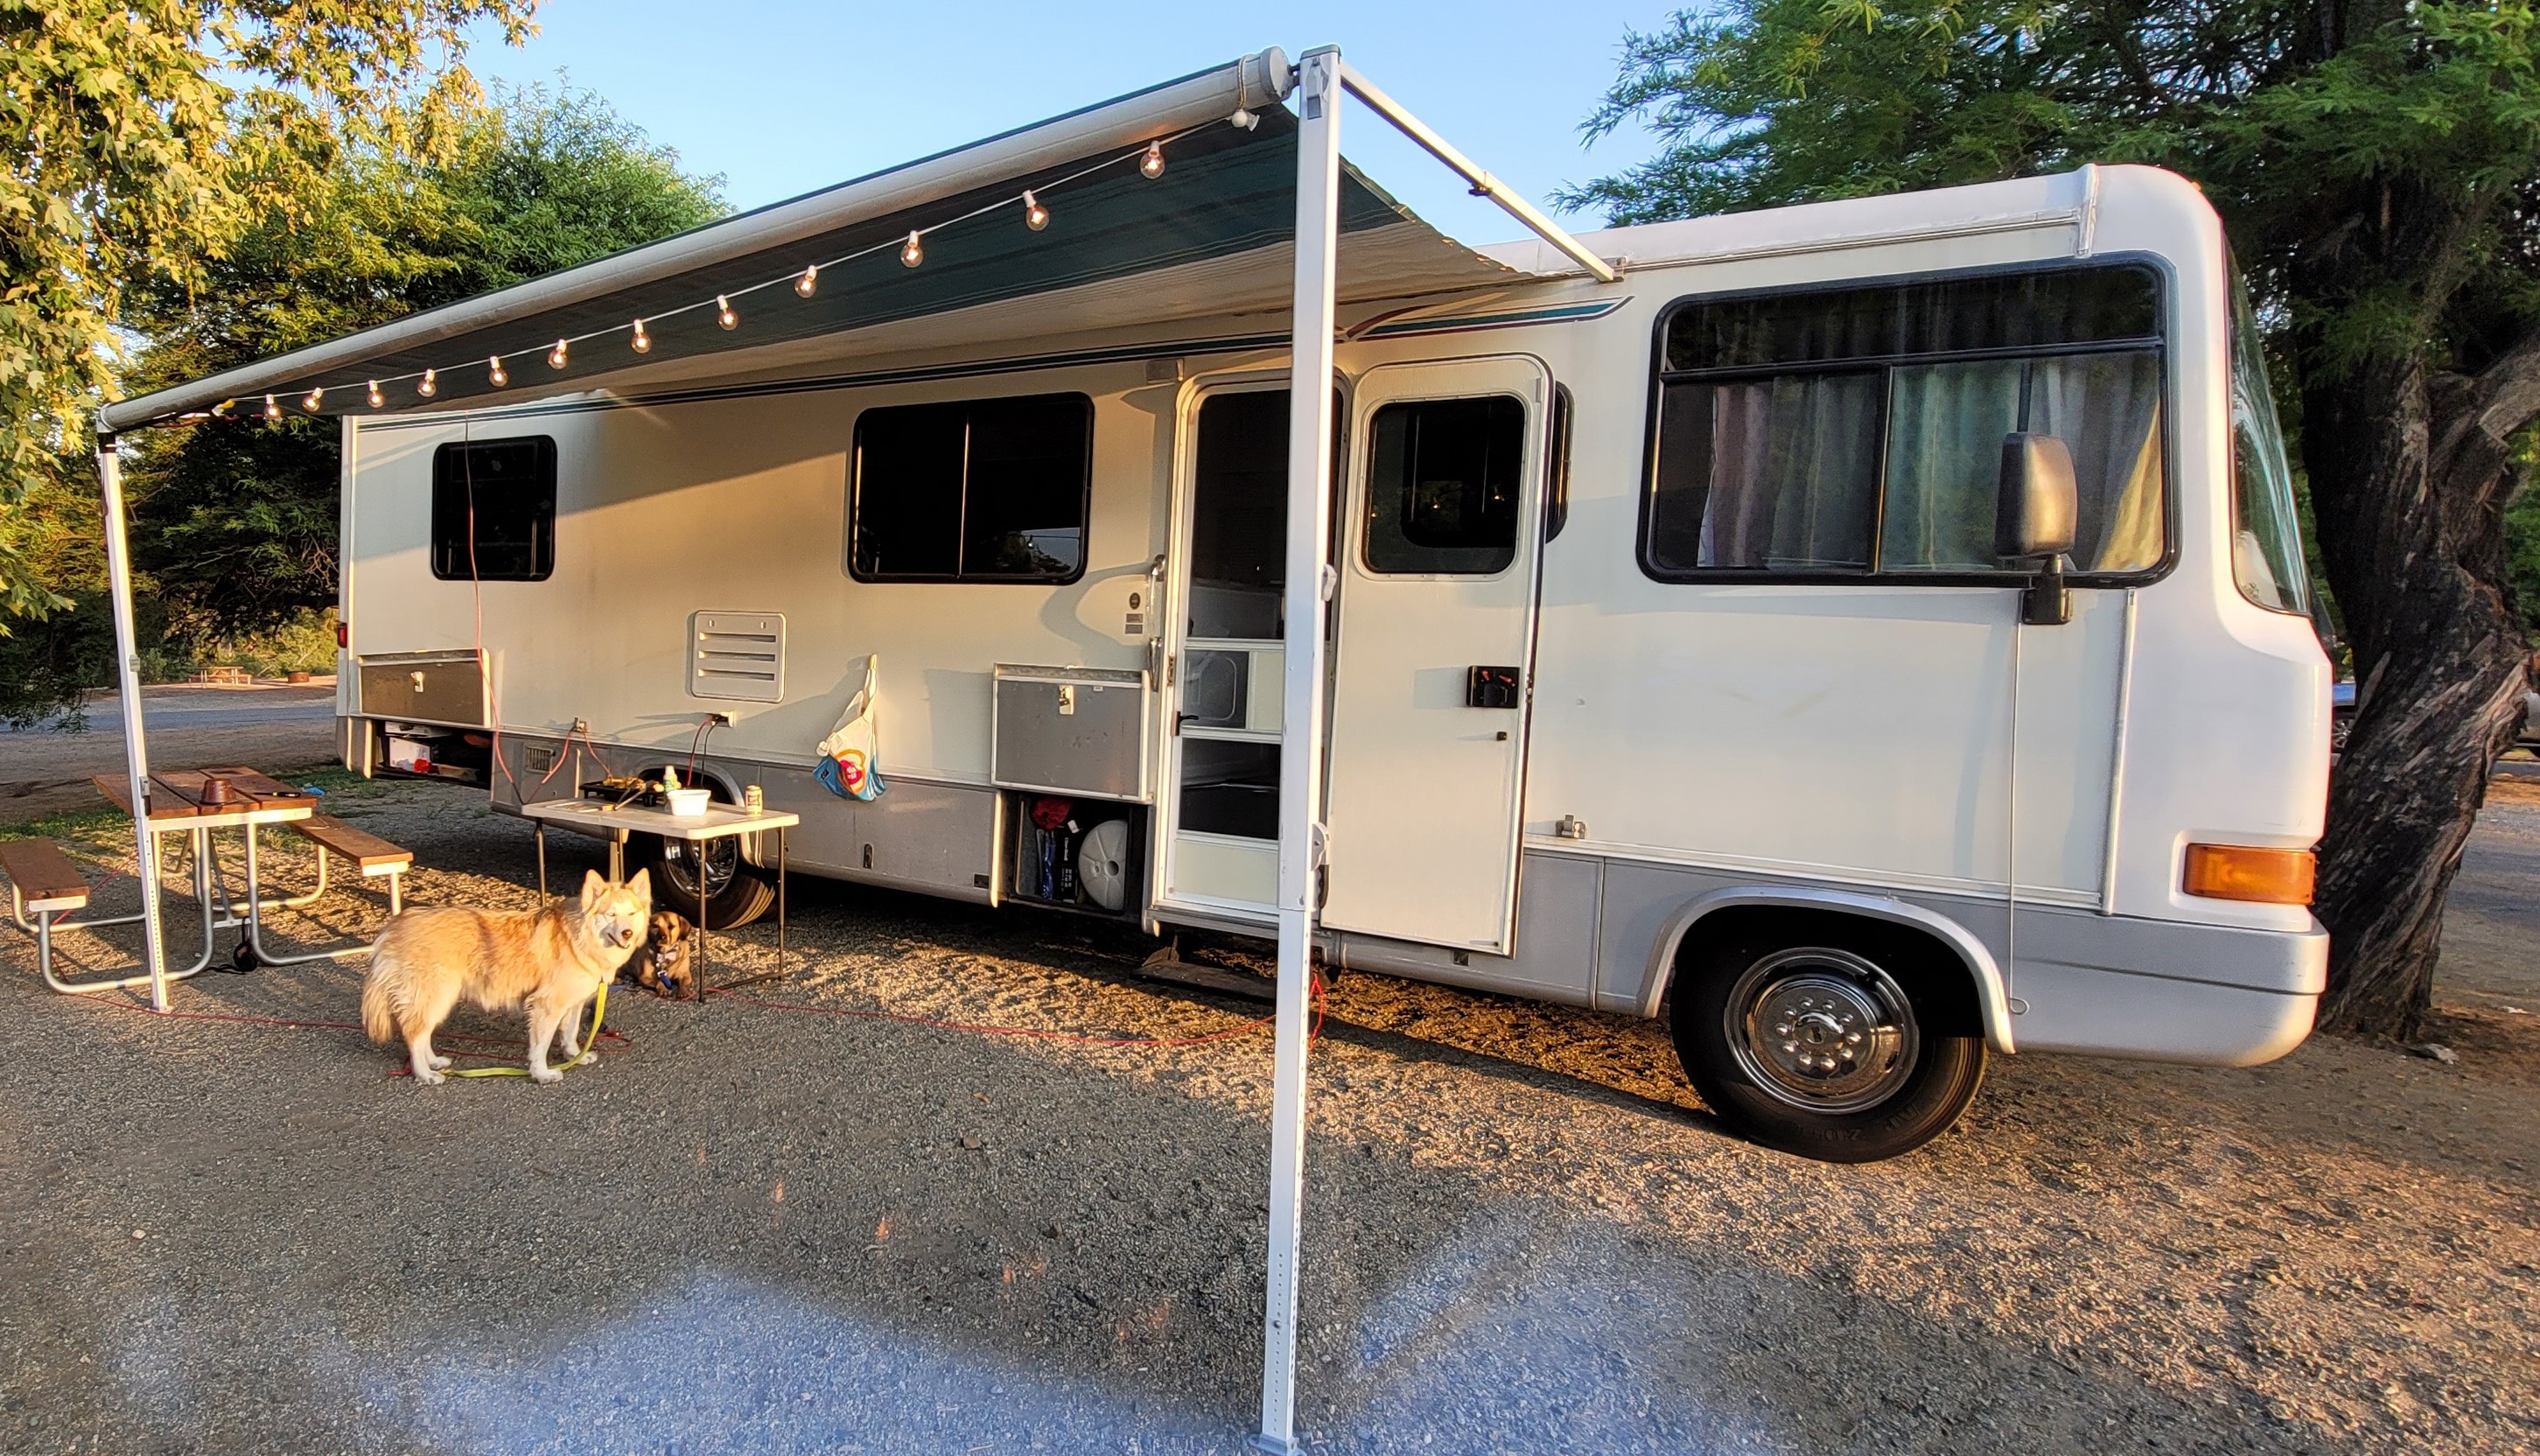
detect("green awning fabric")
[100,52,1522,431]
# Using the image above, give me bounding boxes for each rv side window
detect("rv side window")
[430,437,556,582]
[1643,263,2168,581]
[850,392,1092,582]
[1362,395,1525,574]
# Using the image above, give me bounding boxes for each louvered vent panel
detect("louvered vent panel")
[689,612,786,703]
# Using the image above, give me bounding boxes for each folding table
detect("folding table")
[515,796,797,998]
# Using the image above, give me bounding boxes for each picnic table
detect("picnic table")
[17,766,396,1000]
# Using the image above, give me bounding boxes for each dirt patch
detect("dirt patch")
[0,777,2534,1453]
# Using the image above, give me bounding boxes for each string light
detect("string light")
[252,125,1204,418]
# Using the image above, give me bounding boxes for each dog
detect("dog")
[361,869,653,1085]
[619,910,696,1000]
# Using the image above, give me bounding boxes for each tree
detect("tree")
[0,0,542,622]
[1564,2,2540,1040]
[116,83,727,650]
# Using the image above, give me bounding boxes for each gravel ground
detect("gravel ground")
[0,771,2534,1455]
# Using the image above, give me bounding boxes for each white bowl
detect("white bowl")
[665,788,711,819]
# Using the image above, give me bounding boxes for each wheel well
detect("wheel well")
[1668,906,1985,1039]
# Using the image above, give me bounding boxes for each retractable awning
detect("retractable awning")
[99,48,1525,432]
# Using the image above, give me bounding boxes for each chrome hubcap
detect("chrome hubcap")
[1725,947,1919,1113]
[661,836,738,899]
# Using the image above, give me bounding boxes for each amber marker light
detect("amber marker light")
[2182,844,2316,905]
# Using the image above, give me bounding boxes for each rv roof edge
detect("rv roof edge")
[1334,60,1620,284]
[95,47,1298,434]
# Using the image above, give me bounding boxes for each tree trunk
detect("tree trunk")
[2303,346,2534,1040]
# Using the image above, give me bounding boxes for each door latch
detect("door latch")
[1466,666,1521,709]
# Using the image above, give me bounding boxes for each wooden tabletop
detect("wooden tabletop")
[92,766,321,825]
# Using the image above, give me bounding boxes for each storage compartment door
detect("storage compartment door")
[1320,356,1547,954]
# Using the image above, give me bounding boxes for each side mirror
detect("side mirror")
[1998,432,2079,625]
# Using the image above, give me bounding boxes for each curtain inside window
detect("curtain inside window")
[1658,373,1880,571]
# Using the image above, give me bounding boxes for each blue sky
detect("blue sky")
[462,2,1677,242]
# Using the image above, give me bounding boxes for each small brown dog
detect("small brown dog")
[361,869,652,1084]
[619,911,696,999]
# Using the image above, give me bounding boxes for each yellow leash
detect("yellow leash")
[444,980,611,1079]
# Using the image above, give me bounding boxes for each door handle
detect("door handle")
[1466,666,1521,709]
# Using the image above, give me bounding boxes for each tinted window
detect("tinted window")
[1645,265,2166,580]
[1364,396,1525,574]
[851,393,1090,582]
[431,437,556,581]
[1187,390,1290,639]
[2227,267,2312,614]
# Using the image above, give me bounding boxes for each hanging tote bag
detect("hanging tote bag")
[813,654,886,802]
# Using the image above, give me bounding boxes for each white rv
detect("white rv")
[115,56,2331,1161]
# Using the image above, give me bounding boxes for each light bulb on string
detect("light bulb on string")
[549,339,569,369]
[488,354,508,387]
[418,368,437,398]
[900,231,924,268]
[795,264,819,298]
[303,387,324,412]
[1230,106,1258,132]
[631,318,651,354]
[1023,190,1048,231]
[717,295,738,330]
[367,381,383,409]
[1140,140,1165,178]
[262,394,281,421]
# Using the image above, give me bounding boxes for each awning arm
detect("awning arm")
[1336,61,1621,284]
[94,435,174,1010]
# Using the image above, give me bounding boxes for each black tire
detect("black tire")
[1670,916,1985,1163]
[633,788,777,928]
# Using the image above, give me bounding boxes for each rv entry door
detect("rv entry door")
[1321,356,1548,954]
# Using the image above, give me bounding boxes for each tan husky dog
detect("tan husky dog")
[362,870,653,1085]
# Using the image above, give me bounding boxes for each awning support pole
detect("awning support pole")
[94,432,171,1011]
[1335,61,1621,284]
[1255,43,1343,1456]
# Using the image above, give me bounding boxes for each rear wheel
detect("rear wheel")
[634,780,776,928]
[1670,918,1985,1162]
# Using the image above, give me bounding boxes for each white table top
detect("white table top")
[518,796,800,842]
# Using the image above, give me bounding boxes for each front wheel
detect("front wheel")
[636,826,776,928]
[1671,923,1984,1163]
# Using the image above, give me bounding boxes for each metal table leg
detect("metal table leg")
[535,821,548,900]
[236,823,371,967]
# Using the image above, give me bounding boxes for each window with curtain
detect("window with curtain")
[1643,264,2168,580]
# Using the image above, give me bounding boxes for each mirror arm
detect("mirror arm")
[2022,554,2072,626]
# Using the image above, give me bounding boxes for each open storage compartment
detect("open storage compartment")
[1005,793,1145,920]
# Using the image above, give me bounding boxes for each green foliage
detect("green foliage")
[2512,479,2540,637]
[0,0,538,623]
